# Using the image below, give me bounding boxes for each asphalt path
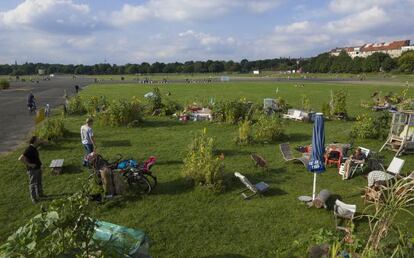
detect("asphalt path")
[0,76,93,154]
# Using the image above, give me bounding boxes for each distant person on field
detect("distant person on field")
[75,85,79,94]
[81,118,96,166]
[45,104,50,117]
[18,136,44,204]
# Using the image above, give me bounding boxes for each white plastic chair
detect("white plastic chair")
[234,172,269,199]
[345,147,371,179]
[334,199,356,231]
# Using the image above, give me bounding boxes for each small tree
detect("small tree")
[254,115,285,142]
[330,90,347,119]
[301,94,311,112]
[147,87,163,113]
[182,129,224,191]
[235,119,253,145]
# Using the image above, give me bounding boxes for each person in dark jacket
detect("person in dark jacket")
[18,136,44,204]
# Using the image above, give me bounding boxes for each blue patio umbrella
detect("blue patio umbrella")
[308,113,326,200]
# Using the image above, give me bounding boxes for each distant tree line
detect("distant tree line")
[301,50,414,73]
[0,58,299,75]
[0,51,413,75]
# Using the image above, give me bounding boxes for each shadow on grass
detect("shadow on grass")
[288,133,311,142]
[218,149,251,157]
[325,194,342,210]
[40,193,73,201]
[101,140,131,147]
[140,119,185,128]
[62,164,84,174]
[152,177,194,195]
[201,255,250,258]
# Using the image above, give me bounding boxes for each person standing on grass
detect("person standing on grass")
[81,117,96,166]
[18,136,44,204]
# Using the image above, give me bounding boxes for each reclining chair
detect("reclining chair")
[234,172,269,200]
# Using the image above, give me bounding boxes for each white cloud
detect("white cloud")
[275,21,310,33]
[329,0,396,13]
[110,0,283,26]
[326,6,389,34]
[0,0,100,34]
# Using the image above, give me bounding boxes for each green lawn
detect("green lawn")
[1,81,413,257]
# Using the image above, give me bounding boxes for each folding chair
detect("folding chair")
[334,199,356,232]
[279,143,309,168]
[339,147,370,180]
[234,172,269,200]
[367,157,405,187]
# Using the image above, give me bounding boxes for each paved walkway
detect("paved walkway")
[0,76,93,154]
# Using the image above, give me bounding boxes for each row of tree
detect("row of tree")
[0,51,413,75]
[301,51,414,73]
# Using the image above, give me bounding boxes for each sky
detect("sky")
[0,0,413,65]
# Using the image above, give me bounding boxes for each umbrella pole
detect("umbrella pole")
[312,173,317,200]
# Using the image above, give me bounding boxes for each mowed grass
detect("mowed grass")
[1,81,414,257]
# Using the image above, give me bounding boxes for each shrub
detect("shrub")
[351,112,390,139]
[99,97,144,127]
[330,90,347,117]
[235,119,253,145]
[301,94,311,111]
[163,98,183,116]
[277,97,291,113]
[321,102,331,118]
[0,79,10,89]
[147,87,163,113]
[182,129,224,191]
[84,95,108,115]
[254,115,284,142]
[213,99,254,124]
[67,95,86,115]
[35,118,66,142]
[0,185,117,257]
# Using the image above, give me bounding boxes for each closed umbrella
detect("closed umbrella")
[308,113,326,200]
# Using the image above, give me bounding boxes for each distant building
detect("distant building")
[330,40,411,58]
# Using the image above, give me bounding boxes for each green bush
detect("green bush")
[84,95,108,115]
[35,118,66,142]
[147,87,163,113]
[321,102,331,118]
[212,99,255,124]
[182,129,224,192]
[163,98,183,116]
[301,94,311,111]
[351,112,390,139]
[235,119,253,145]
[67,95,86,115]
[0,79,10,89]
[99,97,144,127]
[331,90,347,117]
[254,115,285,142]
[0,186,115,257]
[277,97,291,113]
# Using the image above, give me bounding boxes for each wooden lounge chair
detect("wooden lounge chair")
[283,109,305,121]
[334,199,356,232]
[234,172,269,199]
[279,143,309,168]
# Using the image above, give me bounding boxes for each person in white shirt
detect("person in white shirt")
[81,118,96,166]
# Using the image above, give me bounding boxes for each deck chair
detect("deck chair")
[234,172,269,199]
[334,200,356,232]
[367,157,405,188]
[339,147,370,180]
[279,143,309,168]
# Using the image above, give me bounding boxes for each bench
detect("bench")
[49,159,64,175]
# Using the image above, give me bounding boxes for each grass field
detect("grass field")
[1,81,413,257]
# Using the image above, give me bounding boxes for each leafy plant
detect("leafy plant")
[235,119,253,145]
[301,94,311,112]
[67,95,86,115]
[321,102,331,118]
[35,118,67,142]
[99,97,144,127]
[330,90,348,118]
[0,79,10,90]
[212,99,255,124]
[276,97,290,113]
[0,184,108,258]
[351,111,390,139]
[182,129,224,192]
[254,115,284,142]
[85,95,108,115]
[362,179,414,256]
[163,98,183,116]
[147,87,163,113]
